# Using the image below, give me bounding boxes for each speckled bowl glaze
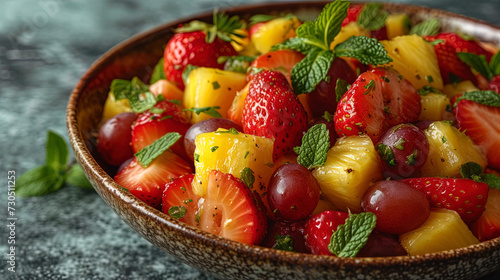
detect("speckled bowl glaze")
[67,2,500,279]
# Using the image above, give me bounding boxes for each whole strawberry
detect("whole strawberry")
[163,12,242,90]
[304,210,349,255]
[401,177,489,225]
[242,70,308,161]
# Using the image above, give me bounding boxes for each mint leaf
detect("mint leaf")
[417,85,444,96]
[482,173,500,191]
[135,132,182,167]
[410,18,440,36]
[249,14,277,25]
[296,123,330,169]
[460,162,483,180]
[454,90,500,107]
[457,52,493,81]
[110,79,132,101]
[240,167,255,189]
[376,143,396,168]
[490,52,500,76]
[182,64,199,85]
[150,58,166,84]
[110,77,157,113]
[66,164,93,190]
[17,165,65,197]
[335,78,350,102]
[334,36,392,65]
[128,91,157,113]
[303,0,349,50]
[328,212,377,257]
[184,106,222,118]
[274,235,295,252]
[46,130,69,172]
[291,48,335,94]
[357,3,388,31]
[168,206,187,219]
[271,37,311,54]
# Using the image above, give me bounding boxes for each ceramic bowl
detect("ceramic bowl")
[67,2,500,279]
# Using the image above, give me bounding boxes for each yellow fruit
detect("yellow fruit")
[420,121,487,177]
[381,35,443,90]
[102,91,132,122]
[442,80,479,100]
[193,129,274,211]
[417,93,452,121]
[251,16,301,54]
[227,82,250,126]
[312,135,383,213]
[385,13,411,39]
[400,208,479,255]
[330,22,370,49]
[184,67,247,124]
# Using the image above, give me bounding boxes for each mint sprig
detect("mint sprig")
[110,77,158,113]
[328,212,377,257]
[460,162,500,190]
[17,131,93,197]
[453,90,500,107]
[458,52,500,82]
[294,123,330,169]
[357,3,388,31]
[135,132,182,167]
[410,18,440,36]
[272,0,391,94]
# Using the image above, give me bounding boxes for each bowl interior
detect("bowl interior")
[67,2,500,279]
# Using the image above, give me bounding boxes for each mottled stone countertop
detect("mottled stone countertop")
[1,0,499,279]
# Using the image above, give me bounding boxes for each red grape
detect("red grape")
[97,112,137,166]
[261,220,309,253]
[361,180,430,235]
[357,232,407,257]
[267,163,320,221]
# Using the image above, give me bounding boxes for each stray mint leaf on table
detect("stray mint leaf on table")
[328,212,377,257]
[66,164,93,190]
[46,130,69,172]
[296,123,330,169]
[17,165,65,197]
[135,132,182,167]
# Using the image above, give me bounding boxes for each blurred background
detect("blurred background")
[1,0,499,279]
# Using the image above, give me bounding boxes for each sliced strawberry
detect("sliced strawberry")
[489,75,500,93]
[334,71,386,141]
[436,33,493,62]
[371,68,421,126]
[454,98,500,170]
[162,174,200,226]
[304,210,349,255]
[472,188,500,242]
[401,177,489,225]
[242,70,308,161]
[199,170,267,245]
[248,50,305,85]
[114,151,193,209]
[342,4,362,26]
[131,100,191,160]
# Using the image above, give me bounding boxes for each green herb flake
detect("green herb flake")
[376,143,396,168]
[212,81,221,90]
[405,149,418,166]
[335,78,350,102]
[183,199,193,205]
[211,146,219,152]
[240,167,255,189]
[168,206,187,219]
[244,151,250,159]
[323,111,334,123]
[328,212,377,257]
[194,153,200,162]
[394,138,406,150]
[273,235,295,252]
[184,106,223,118]
[296,123,330,169]
[150,57,166,84]
[363,79,376,95]
[135,132,182,167]
[442,136,447,143]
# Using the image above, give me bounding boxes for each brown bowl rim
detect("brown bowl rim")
[67,0,500,270]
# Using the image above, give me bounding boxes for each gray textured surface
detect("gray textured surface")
[1,0,500,279]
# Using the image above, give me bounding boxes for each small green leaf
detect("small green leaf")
[405,149,418,166]
[377,143,396,168]
[357,3,388,31]
[489,51,500,76]
[240,167,255,189]
[168,206,187,219]
[128,91,157,113]
[249,14,277,25]
[418,85,444,96]
[17,165,65,197]
[460,162,484,179]
[273,235,295,252]
[323,111,334,123]
[296,123,330,169]
[46,131,69,172]
[481,173,500,191]
[135,132,182,167]
[328,212,377,257]
[184,106,222,118]
[271,37,311,54]
[110,79,132,101]
[454,90,500,107]
[182,64,199,85]
[291,47,335,94]
[410,18,440,36]
[65,164,93,190]
[150,58,166,84]
[457,52,493,81]
[335,78,350,102]
[334,36,392,65]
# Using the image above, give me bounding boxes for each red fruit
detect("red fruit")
[248,50,305,85]
[199,170,267,245]
[114,151,193,209]
[435,33,493,61]
[489,75,500,94]
[401,177,489,224]
[471,188,500,242]
[163,23,238,90]
[261,220,309,253]
[162,174,200,227]
[356,232,407,257]
[97,112,137,166]
[242,70,308,161]
[342,4,362,26]
[131,101,191,160]
[304,211,349,255]
[454,98,500,170]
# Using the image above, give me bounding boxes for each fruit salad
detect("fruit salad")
[96,0,500,257]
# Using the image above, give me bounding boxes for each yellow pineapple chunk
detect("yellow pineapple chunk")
[442,80,479,100]
[312,135,383,213]
[193,129,274,211]
[381,35,443,90]
[417,93,452,121]
[102,91,132,122]
[400,208,479,255]
[184,67,247,124]
[251,16,301,54]
[420,121,487,177]
[330,22,370,49]
[385,13,411,39]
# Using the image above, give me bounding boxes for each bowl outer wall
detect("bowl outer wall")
[67,1,500,279]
